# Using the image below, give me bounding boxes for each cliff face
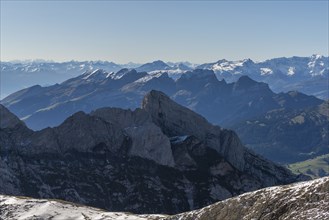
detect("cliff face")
[142,91,303,185]
[0,91,304,214]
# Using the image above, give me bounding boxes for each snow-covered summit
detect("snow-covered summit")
[82,69,109,81]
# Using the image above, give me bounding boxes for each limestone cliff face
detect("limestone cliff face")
[142,90,245,171]
[90,107,175,167]
[141,91,299,185]
[0,91,304,214]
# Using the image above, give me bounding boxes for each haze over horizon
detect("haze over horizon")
[1,1,328,63]
[1,53,329,65]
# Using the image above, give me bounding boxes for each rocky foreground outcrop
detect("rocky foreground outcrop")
[169,176,329,220]
[0,90,306,214]
[1,177,328,220]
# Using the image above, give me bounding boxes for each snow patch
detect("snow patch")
[287,67,295,76]
[260,68,273,75]
[135,72,164,83]
[82,69,108,81]
[170,135,189,144]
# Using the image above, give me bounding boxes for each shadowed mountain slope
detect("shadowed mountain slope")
[0,91,305,214]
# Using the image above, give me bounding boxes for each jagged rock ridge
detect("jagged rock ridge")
[2,68,326,165]
[0,91,305,214]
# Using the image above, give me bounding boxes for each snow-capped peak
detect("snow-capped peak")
[308,54,328,76]
[310,54,324,60]
[107,68,138,80]
[211,59,251,73]
[82,69,108,81]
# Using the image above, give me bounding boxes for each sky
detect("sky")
[1,1,328,64]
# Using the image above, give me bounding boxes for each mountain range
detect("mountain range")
[2,68,328,164]
[198,55,328,99]
[232,100,329,163]
[1,177,328,219]
[1,54,328,99]
[0,91,305,214]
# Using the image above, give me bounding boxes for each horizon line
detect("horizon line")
[1,54,327,65]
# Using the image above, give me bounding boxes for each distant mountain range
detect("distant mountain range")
[197,55,329,100]
[2,68,328,164]
[1,54,328,99]
[0,91,303,214]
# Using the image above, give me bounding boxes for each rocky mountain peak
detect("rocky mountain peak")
[110,68,138,79]
[153,60,169,66]
[82,69,109,81]
[175,63,191,70]
[233,75,270,93]
[176,69,219,92]
[235,75,258,86]
[0,90,305,214]
[142,90,213,137]
[216,59,228,63]
[142,90,246,170]
[242,58,255,66]
[136,60,171,72]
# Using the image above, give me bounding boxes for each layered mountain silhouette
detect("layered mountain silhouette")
[197,55,329,99]
[2,68,327,164]
[2,55,327,99]
[0,91,305,214]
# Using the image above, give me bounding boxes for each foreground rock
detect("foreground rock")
[169,176,329,220]
[0,195,165,220]
[0,91,305,214]
[1,177,328,220]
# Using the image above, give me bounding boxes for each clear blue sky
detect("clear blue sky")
[1,1,328,63]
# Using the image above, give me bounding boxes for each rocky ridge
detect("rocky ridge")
[168,176,329,220]
[0,91,304,214]
[1,177,328,220]
[2,68,326,164]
